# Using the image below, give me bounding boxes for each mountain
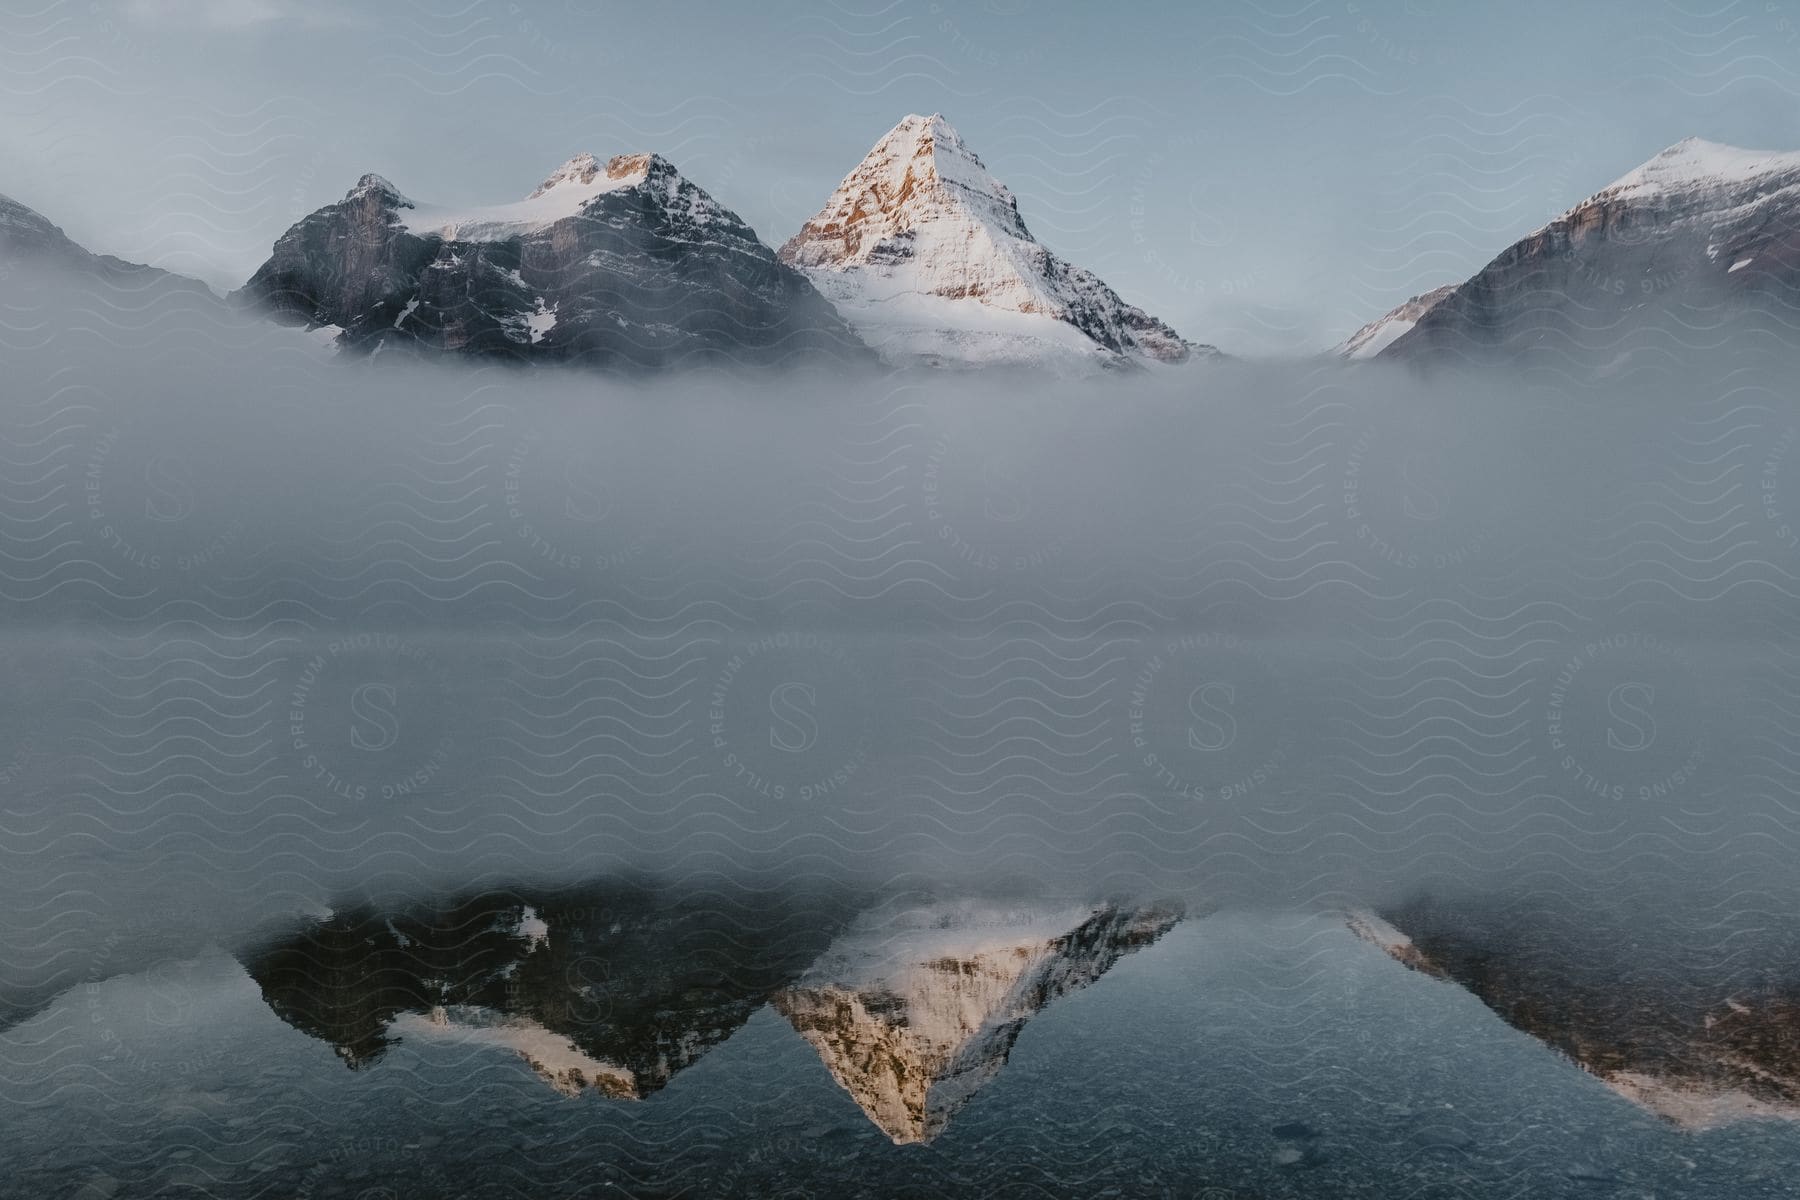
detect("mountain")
[233,153,869,369]
[1374,138,1800,364]
[0,192,216,305]
[239,884,846,1097]
[772,897,1183,1144]
[242,886,1181,1134]
[1334,284,1453,358]
[778,114,1213,372]
[1347,904,1800,1129]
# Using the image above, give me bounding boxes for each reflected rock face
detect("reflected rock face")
[240,884,845,1098]
[773,898,1182,1143]
[1349,903,1800,1129]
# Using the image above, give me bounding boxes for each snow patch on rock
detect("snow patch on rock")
[1335,285,1454,359]
[395,153,658,243]
[392,1005,639,1098]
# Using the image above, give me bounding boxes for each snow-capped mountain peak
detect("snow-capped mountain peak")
[1369,135,1800,363]
[782,113,1029,270]
[893,113,1028,235]
[1593,137,1800,204]
[237,149,865,368]
[779,113,1212,371]
[1525,136,1800,241]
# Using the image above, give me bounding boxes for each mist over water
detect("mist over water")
[10,0,1800,1185]
[5,265,1800,1017]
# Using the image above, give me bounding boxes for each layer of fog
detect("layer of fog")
[5,265,1800,1014]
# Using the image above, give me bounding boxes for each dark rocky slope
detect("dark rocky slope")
[1378,139,1800,366]
[235,153,869,370]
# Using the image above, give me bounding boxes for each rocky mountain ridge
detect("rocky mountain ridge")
[238,889,1181,1140]
[1370,137,1800,364]
[232,151,868,369]
[0,192,217,305]
[13,129,1800,373]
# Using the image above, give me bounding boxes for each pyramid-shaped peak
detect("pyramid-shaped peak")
[778,113,1200,367]
[867,113,995,188]
[888,112,957,140]
[779,112,1027,272]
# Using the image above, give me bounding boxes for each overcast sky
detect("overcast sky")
[3,0,1797,354]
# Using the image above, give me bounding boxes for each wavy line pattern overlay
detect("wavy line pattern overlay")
[5,2,1800,1197]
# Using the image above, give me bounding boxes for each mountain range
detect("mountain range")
[238,886,1182,1142]
[7,122,1800,371]
[248,887,1800,1141]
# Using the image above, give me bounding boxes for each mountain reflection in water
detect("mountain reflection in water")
[19,903,1800,1198]
[1349,899,1800,1130]
[237,884,1182,1141]
[775,898,1182,1143]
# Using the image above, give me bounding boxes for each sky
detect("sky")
[3,0,1798,354]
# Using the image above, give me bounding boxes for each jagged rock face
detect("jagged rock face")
[772,898,1183,1144]
[1335,284,1454,359]
[1379,139,1800,364]
[239,884,846,1097]
[232,154,868,370]
[1347,901,1800,1129]
[778,114,1211,372]
[0,193,215,302]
